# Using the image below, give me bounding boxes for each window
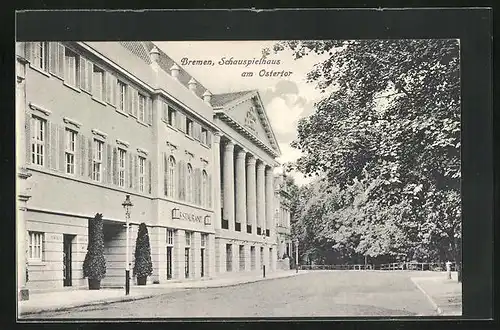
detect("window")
[138,94,146,122]
[139,156,146,192]
[186,118,193,136]
[65,129,76,174]
[28,231,44,261]
[184,247,190,278]
[118,149,126,187]
[118,80,127,112]
[64,48,79,86]
[167,229,174,246]
[201,170,208,207]
[167,106,176,126]
[201,128,208,145]
[167,156,176,197]
[32,42,48,71]
[186,164,193,203]
[92,139,103,182]
[185,231,192,247]
[92,65,105,100]
[31,116,45,166]
[201,234,207,247]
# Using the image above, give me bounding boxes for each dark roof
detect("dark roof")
[210,90,256,108]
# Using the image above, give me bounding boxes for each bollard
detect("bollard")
[446,261,452,280]
[263,265,266,278]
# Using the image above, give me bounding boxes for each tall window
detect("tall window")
[202,170,208,207]
[92,139,103,182]
[28,231,44,261]
[138,94,146,122]
[64,48,79,86]
[186,164,193,203]
[186,118,193,136]
[32,42,48,71]
[167,106,176,126]
[65,129,76,174]
[167,229,174,246]
[92,65,105,100]
[185,231,192,247]
[167,156,176,197]
[139,156,146,192]
[31,116,45,166]
[118,80,127,112]
[118,149,126,187]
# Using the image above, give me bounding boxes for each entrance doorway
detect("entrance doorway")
[166,246,173,280]
[200,248,205,278]
[63,234,75,287]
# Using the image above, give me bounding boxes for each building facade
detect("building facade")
[274,173,292,270]
[16,41,288,295]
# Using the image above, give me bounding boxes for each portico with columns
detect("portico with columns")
[210,90,281,275]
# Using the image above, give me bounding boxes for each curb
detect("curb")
[20,272,304,317]
[410,278,443,315]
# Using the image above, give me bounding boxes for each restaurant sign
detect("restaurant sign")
[172,208,211,225]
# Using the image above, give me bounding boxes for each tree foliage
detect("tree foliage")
[133,222,153,278]
[273,39,461,266]
[83,213,107,280]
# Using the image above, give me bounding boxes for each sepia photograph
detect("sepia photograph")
[14,36,465,320]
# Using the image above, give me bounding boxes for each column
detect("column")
[256,161,266,234]
[208,235,216,277]
[213,132,222,231]
[223,141,235,231]
[174,230,185,279]
[244,245,251,272]
[265,166,274,237]
[246,155,257,234]
[17,56,30,301]
[192,232,201,279]
[235,148,247,231]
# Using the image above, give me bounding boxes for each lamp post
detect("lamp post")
[262,231,266,278]
[295,239,299,273]
[122,194,133,295]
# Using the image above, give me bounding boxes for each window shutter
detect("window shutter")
[178,160,185,200]
[193,123,200,141]
[147,97,153,125]
[207,131,212,146]
[196,168,202,205]
[105,72,111,104]
[105,144,112,184]
[134,155,138,191]
[56,125,64,172]
[25,116,32,165]
[50,122,58,170]
[57,43,65,78]
[86,61,93,95]
[45,121,52,169]
[112,147,118,185]
[25,42,34,63]
[208,174,212,208]
[127,86,133,115]
[128,152,133,189]
[175,111,182,130]
[110,75,117,107]
[102,142,108,182]
[162,102,168,121]
[80,57,87,92]
[167,152,170,196]
[48,42,58,75]
[148,160,152,194]
[88,138,93,179]
[132,89,138,117]
[78,134,85,177]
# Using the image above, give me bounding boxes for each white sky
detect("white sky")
[155,41,328,186]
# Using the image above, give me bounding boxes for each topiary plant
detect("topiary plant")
[83,213,106,289]
[133,223,153,285]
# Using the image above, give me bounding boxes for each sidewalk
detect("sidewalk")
[18,269,306,317]
[411,272,462,316]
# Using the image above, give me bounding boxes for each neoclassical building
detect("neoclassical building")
[16,41,287,297]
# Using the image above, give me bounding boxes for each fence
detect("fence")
[299,262,456,272]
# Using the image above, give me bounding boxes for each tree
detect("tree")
[133,223,153,285]
[271,39,461,276]
[83,213,106,289]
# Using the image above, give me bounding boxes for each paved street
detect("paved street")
[24,271,440,318]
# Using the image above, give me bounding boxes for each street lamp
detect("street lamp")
[295,239,299,273]
[122,194,133,295]
[262,230,267,278]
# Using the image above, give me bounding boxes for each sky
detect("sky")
[155,41,328,186]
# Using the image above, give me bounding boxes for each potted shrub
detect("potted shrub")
[133,223,153,285]
[83,213,106,290]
